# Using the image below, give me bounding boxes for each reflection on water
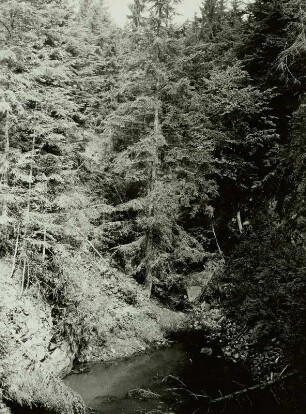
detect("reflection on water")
[11,341,302,414]
[64,340,302,414]
[64,341,256,414]
[64,343,190,413]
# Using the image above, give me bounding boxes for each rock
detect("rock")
[200,347,213,356]
[127,389,161,400]
[200,301,211,311]
[43,341,76,378]
[186,286,203,303]
[48,342,57,351]
[71,365,91,374]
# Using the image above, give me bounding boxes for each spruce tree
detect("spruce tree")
[93,0,218,300]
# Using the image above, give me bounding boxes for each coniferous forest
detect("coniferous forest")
[1,0,306,413]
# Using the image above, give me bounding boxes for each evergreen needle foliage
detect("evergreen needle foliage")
[1,0,306,411]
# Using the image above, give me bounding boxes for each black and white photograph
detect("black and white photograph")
[0,0,305,413]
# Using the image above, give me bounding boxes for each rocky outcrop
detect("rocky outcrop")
[44,341,76,378]
[0,260,76,406]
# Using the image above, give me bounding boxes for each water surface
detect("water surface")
[64,343,190,413]
[64,341,301,414]
[10,340,302,414]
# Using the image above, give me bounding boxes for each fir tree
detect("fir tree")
[92,0,218,299]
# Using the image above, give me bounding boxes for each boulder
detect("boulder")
[200,347,213,356]
[43,341,76,378]
[186,285,203,303]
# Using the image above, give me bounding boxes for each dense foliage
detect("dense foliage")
[1,0,306,411]
[213,0,306,371]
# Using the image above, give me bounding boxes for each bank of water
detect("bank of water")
[11,340,300,414]
[63,340,270,414]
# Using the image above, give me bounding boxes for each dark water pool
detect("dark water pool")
[11,341,303,414]
[65,342,190,413]
[63,341,291,414]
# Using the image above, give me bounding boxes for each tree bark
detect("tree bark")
[237,210,243,234]
[144,103,159,297]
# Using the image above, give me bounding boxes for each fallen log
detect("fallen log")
[209,371,298,405]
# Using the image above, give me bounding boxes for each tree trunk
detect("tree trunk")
[237,210,243,233]
[0,100,10,217]
[144,103,159,297]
